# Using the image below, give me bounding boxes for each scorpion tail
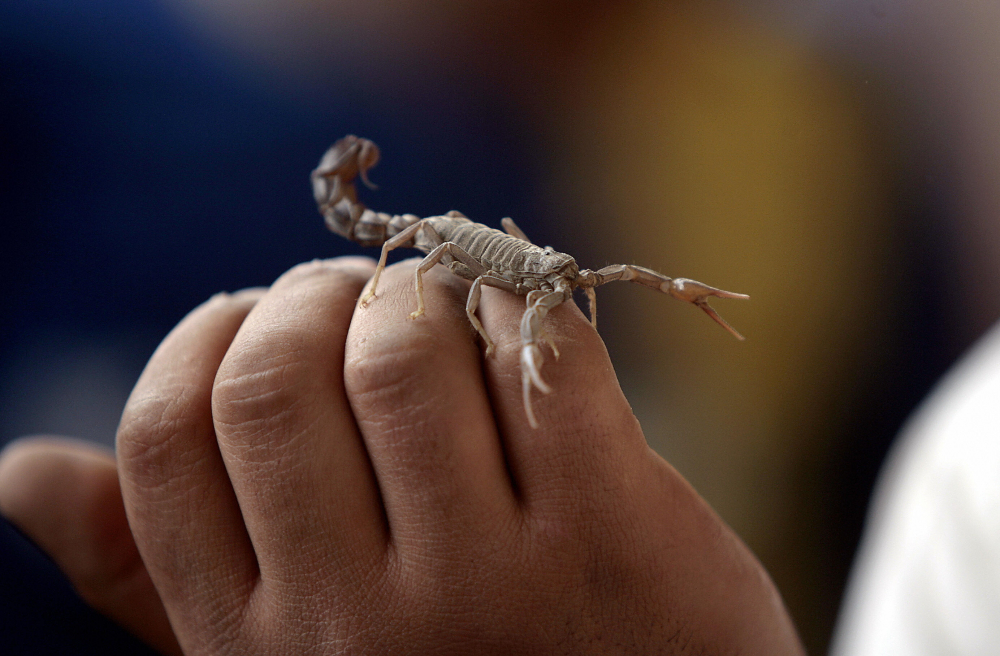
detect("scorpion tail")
[313,136,423,248]
[312,136,379,207]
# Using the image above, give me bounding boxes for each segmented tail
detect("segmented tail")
[312,135,421,247]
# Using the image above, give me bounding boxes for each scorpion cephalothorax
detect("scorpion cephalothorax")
[312,135,748,428]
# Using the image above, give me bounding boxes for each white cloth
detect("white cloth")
[831,322,1000,655]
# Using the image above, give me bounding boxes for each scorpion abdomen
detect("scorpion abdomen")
[429,218,575,284]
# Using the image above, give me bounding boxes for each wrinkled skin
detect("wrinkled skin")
[0,257,803,655]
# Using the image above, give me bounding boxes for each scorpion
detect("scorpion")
[312,135,748,428]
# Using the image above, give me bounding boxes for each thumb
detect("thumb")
[0,437,181,656]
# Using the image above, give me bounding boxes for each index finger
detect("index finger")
[116,289,264,639]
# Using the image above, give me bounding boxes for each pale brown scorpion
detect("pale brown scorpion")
[312,135,748,428]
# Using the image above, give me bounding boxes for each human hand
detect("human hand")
[0,256,803,654]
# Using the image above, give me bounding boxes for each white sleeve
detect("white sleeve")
[831,322,1000,656]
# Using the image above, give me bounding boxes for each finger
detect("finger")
[0,437,180,656]
[210,258,388,591]
[477,285,648,510]
[344,259,518,551]
[116,287,264,644]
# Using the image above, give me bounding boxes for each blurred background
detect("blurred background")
[3,0,1000,653]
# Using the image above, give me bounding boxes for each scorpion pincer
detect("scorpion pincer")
[312,135,749,428]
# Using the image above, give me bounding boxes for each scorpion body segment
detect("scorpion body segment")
[313,135,748,428]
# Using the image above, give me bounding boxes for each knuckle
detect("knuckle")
[277,258,374,291]
[116,385,206,481]
[212,343,313,446]
[344,335,440,411]
[284,259,341,283]
[346,302,476,412]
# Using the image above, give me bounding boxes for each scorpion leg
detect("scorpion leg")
[584,287,598,329]
[501,217,532,243]
[410,241,486,319]
[520,289,570,428]
[409,242,510,359]
[464,276,496,356]
[358,219,431,307]
[591,264,750,340]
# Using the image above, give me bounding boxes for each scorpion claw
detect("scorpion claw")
[523,375,540,429]
[521,345,551,429]
[664,278,750,303]
[665,278,749,341]
[694,300,746,341]
[541,330,560,360]
[521,344,552,394]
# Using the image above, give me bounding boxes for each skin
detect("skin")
[0,256,803,655]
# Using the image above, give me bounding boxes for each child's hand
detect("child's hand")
[0,256,802,655]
